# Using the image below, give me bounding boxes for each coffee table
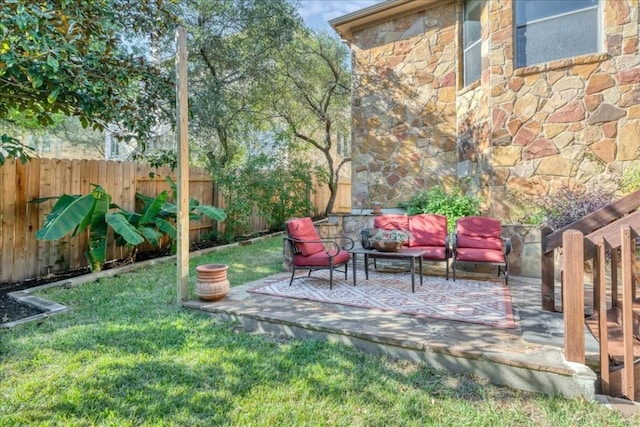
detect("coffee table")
[349,248,426,293]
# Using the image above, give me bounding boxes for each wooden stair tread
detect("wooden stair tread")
[585,310,640,363]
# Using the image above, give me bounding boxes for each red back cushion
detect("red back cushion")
[409,214,447,247]
[456,216,502,251]
[373,214,409,231]
[286,218,325,256]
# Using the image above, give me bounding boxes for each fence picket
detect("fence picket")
[1,163,16,282]
[0,158,350,282]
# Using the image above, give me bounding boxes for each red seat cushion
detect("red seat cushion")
[456,247,505,263]
[292,249,350,267]
[411,245,448,260]
[456,217,502,251]
[373,214,409,231]
[286,218,325,256]
[409,214,447,248]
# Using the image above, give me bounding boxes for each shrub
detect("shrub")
[539,185,611,231]
[400,186,482,232]
[503,191,546,226]
[214,154,322,241]
[620,164,640,194]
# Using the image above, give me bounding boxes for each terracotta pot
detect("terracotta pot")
[373,241,402,252]
[195,264,229,301]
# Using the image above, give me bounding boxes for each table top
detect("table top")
[349,247,426,258]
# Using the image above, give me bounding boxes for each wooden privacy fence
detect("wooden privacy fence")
[0,158,351,283]
[0,158,214,283]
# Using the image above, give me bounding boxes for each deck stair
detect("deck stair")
[542,189,640,402]
[586,303,640,401]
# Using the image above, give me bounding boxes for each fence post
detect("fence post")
[620,225,635,400]
[541,227,556,311]
[563,229,585,363]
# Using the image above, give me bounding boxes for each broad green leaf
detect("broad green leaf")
[138,226,162,246]
[165,175,177,200]
[140,190,167,224]
[153,218,177,240]
[194,204,227,222]
[35,194,94,240]
[47,87,61,104]
[135,192,154,205]
[105,212,145,246]
[47,55,59,72]
[161,203,177,215]
[84,187,111,270]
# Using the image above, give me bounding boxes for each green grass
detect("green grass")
[0,236,636,426]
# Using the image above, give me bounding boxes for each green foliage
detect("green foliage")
[134,176,227,247]
[0,134,35,165]
[182,0,303,169]
[34,185,145,272]
[503,191,546,226]
[34,178,226,271]
[215,154,319,240]
[265,30,352,214]
[0,0,177,161]
[401,186,483,232]
[620,164,640,193]
[538,185,611,231]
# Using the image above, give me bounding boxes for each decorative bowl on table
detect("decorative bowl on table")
[373,240,403,252]
[369,229,412,252]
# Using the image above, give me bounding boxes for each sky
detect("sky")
[296,0,384,33]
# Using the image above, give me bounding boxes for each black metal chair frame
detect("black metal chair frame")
[451,234,511,286]
[284,235,354,290]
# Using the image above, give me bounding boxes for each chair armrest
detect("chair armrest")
[337,236,355,251]
[450,233,458,253]
[503,237,512,256]
[285,236,354,256]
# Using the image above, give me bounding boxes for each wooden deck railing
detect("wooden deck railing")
[541,189,640,311]
[555,190,640,401]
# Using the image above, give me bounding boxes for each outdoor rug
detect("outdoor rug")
[250,269,515,329]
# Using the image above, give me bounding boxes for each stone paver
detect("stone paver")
[184,270,601,400]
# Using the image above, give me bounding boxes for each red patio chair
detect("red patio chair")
[284,217,354,289]
[452,216,511,285]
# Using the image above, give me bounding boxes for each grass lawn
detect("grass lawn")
[0,236,636,426]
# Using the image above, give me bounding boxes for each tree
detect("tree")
[177,0,303,170]
[264,31,352,214]
[0,0,177,164]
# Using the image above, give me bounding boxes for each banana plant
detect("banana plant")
[135,175,227,224]
[34,185,146,272]
[117,190,177,248]
[34,178,226,272]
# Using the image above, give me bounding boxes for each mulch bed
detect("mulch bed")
[0,236,241,324]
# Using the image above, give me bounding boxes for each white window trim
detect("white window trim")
[514,1,601,69]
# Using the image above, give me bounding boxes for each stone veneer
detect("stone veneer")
[348,0,640,218]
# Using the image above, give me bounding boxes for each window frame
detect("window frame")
[514,0,601,69]
[462,0,483,87]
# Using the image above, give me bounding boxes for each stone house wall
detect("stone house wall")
[348,0,640,218]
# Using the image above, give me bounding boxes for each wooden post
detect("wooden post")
[176,27,190,304]
[595,239,610,396]
[541,227,556,311]
[620,225,635,400]
[563,230,585,363]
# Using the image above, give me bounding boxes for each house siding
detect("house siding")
[347,0,640,218]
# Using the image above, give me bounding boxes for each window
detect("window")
[515,0,599,68]
[463,0,482,86]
